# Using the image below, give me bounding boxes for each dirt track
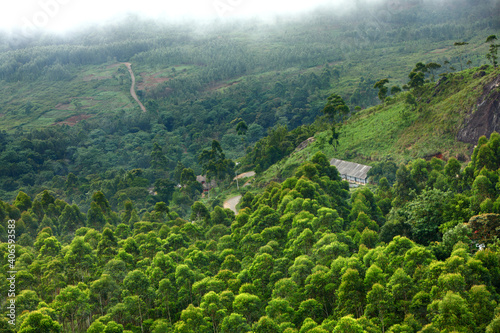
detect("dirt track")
[234,171,256,180]
[122,62,147,113]
[224,195,242,215]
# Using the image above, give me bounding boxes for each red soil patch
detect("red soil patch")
[53,114,93,126]
[55,103,72,110]
[55,97,95,110]
[83,74,111,81]
[137,72,171,90]
[424,152,444,160]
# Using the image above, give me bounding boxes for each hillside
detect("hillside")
[2,1,500,331]
[0,0,498,209]
[2,130,500,332]
[249,65,500,186]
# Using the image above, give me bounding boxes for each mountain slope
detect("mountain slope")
[252,65,500,185]
[0,0,498,207]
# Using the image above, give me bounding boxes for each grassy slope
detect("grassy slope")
[0,27,494,132]
[0,63,137,130]
[255,65,500,185]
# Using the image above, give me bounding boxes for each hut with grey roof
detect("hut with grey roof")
[330,158,372,184]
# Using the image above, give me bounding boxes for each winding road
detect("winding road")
[223,171,256,214]
[234,171,256,181]
[224,195,242,215]
[121,62,147,113]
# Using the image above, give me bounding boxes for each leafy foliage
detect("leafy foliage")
[2,134,500,331]
[1,2,500,331]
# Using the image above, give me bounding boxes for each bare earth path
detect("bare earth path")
[224,171,256,214]
[234,171,256,180]
[122,62,147,113]
[224,195,242,215]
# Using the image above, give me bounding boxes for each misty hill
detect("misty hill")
[2,1,500,332]
[0,0,498,207]
[2,73,500,332]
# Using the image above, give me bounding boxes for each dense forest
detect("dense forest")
[0,0,499,211]
[2,136,500,332]
[1,0,500,332]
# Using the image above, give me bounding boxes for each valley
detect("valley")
[0,1,500,332]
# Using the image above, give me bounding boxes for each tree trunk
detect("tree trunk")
[101,294,105,316]
[138,297,144,333]
[166,298,172,324]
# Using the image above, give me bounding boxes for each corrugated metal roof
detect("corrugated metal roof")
[330,158,372,180]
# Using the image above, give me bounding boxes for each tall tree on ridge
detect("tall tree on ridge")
[453,41,469,71]
[486,35,498,68]
[374,78,390,102]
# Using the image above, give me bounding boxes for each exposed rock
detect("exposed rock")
[295,137,316,151]
[456,73,500,144]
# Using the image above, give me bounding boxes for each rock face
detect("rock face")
[295,137,316,151]
[456,73,500,144]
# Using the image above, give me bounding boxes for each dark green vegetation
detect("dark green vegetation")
[243,65,499,186]
[0,0,499,211]
[1,0,500,332]
[2,138,500,332]
[2,61,500,331]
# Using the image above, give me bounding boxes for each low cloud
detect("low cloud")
[0,0,402,34]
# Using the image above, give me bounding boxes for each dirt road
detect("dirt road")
[224,195,242,215]
[234,171,256,180]
[122,62,147,113]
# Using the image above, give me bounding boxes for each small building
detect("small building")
[196,175,216,193]
[330,158,372,184]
